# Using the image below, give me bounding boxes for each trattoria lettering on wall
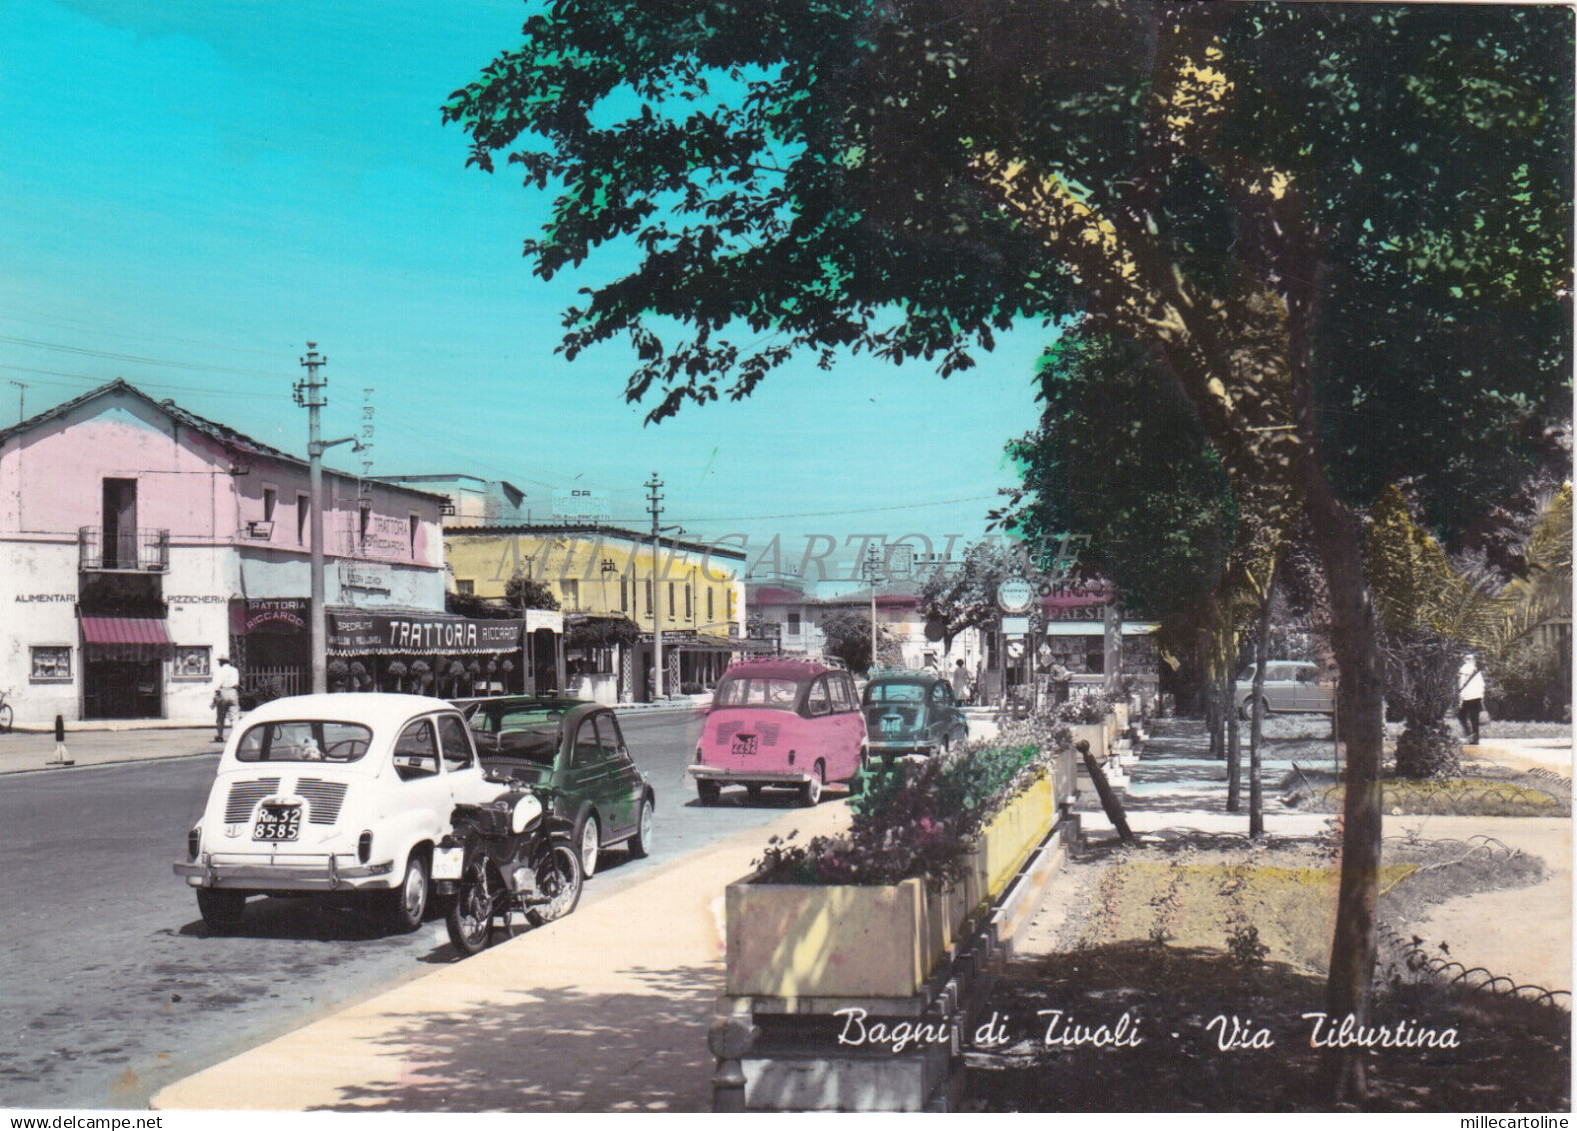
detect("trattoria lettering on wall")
[325,611,523,654]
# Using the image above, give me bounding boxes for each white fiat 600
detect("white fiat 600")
[174,693,501,932]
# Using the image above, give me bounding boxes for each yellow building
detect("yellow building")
[444,524,746,702]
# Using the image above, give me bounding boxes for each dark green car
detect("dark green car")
[462,697,655,880]
[861,672,970,760]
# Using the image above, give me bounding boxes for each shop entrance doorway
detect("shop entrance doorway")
[84,659,162,719]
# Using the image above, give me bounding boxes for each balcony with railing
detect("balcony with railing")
[78,527,170,572]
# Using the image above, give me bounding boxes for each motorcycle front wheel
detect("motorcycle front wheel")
[526,843,583,927]
[445,861,499,957]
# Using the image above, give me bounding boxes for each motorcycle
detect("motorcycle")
[433,787,583,957]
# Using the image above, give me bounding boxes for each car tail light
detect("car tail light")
[358,831,373,864]
[787,750,796,766]
[694,747,703,763]
[188,827,201,860]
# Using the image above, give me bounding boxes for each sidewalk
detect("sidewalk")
[151,799,851,1112]
[0,727,217,774]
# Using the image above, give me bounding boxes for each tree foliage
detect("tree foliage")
[1000,327,1234,628]
[504,574,561,611]
[818,609,899,674]
[915,538,1060,653]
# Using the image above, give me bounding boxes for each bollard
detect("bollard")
[50,714,73,766]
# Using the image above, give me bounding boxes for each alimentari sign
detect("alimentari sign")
[327,612,523,654]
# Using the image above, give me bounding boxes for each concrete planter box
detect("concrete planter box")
[724,779,1057,1001]
[1072,723,1107,762]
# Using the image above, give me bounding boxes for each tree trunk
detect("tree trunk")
[1304,476,1387,1103]
[1206,655,1225,761]
[1226,667,1242,811]
[1249,578,1274,838]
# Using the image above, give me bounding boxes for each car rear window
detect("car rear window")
[236,721,372,763]
[471,708,565,765]
[715,676,801,708]
[866,682,925,703]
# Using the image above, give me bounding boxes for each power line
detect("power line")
[0,334,285,380]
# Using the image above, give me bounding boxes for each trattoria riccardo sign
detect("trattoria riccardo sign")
[326,612,526,655]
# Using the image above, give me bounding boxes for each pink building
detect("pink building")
[0,380,451,724]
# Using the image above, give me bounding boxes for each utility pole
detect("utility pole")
[863,542,885,674]
[295,344,329,695]
[8,380,28,423]
[645,471,665,700]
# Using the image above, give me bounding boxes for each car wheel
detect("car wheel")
[697,780,721,807]
[197,889,247,932]
[800,761,824,807]
[577,814,600,879]
[629,796,655,857]
[745,784,764,803]
[382,852,430,933]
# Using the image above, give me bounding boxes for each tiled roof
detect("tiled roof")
[0,378,444,500]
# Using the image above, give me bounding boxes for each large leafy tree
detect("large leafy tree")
[447,1,1572,1098]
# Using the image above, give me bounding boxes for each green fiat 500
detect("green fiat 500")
[462,697,655,881]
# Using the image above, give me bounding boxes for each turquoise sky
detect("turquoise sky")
[0,0,1051,578]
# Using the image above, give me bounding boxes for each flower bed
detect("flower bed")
[727,717,1071,999]
[725,778,1060,998]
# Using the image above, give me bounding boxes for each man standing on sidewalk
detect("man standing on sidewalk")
[213,656,240,742]
[1457,652,1485,746]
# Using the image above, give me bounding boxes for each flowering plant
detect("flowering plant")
[1056,690,1114,726]
[752,711,1070,891]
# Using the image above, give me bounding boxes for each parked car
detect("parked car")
[862,670,969,760]
[688,658,866,806]
[462,696,655,880]
[174,693,501,933]
[1235,660,1334,717]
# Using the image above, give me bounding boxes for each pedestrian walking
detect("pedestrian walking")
[1048,656,1072,706]
[1457,653,1485,745]
[951,658,971,704]
[212,656,240,742]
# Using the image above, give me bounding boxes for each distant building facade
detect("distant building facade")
[445,524,746,702]
[373,474,527,528]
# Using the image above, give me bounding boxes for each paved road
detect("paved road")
[0,710,800,1111]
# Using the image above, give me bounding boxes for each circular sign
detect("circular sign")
[923,616,947,642]
[1006,639,1025,659]
[996,578,1035,614]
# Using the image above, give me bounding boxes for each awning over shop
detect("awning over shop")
[326,610,524,656]
[1044,621,1158,637]
[81,616,174,661]
[643,629,739,652]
